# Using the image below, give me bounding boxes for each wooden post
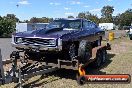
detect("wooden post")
[0,48,5,84]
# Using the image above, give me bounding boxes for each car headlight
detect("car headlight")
[49,39,56,45]
[58,38,62,46]
[17,38,23,43]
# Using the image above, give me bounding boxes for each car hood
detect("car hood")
[14,28,79,39]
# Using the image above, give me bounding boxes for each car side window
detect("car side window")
[83,21,91,29]
[83,21,97,29]
[69,22,81,29]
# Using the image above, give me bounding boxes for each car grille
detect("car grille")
[17,38,56,46]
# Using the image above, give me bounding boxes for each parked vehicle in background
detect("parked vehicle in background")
[16,23,49,33]
[123,26,131,33]
[99,23,114,30]
[129,26,132,40]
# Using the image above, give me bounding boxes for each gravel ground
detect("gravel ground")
[1,37,132,88]
[0,38,16,61]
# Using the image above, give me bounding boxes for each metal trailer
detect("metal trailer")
[0,50,59,86]
[0,49,4,84]
[0,43,111,87]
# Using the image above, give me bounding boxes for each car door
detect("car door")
[91,22,105,39]
[82,20,101,42]
[80,20,95,40]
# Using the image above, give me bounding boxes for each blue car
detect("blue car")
[12,18,105,63]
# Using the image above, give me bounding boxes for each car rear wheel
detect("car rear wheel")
[91,50,102,68]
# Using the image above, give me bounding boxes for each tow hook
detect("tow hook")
[78,66,86,76]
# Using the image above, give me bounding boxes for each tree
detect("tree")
[100,17,113,23]
[101,5,114,23]
[118,9,132,28]
[0,16,2,19]
[5,14,19,22]
[23,20,29,23]
[77,12,100,24]
[68,16,74,18]
[101,5,114,18]
[113,14,121,25]
[29,17,53,23]
[0,17,16,37]
[77,12,86,19]
[30,17,39,23]
[85,12,100,24]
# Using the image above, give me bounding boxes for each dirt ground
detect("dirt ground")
[1,37,132,88]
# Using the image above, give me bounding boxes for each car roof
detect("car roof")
[55,18,91,22]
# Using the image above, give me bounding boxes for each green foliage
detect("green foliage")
[101,5,114,18]
[77,12,86,19]
[77,12,100,24]
[0,14,16,38]
[6,14,19,22]
[29,17,53,23]
[68,16,74,18]
[119,9,132,27]
[77,6,114,23]
[100,16,113,23]
[101,5,114,23]
[112,9,132,29]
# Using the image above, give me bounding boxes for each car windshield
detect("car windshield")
[46,19,81,30]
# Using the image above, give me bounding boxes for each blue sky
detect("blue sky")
[0,0,131,21]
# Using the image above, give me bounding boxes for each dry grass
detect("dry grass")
[1,37,132,88]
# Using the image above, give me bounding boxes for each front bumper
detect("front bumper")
[12,43,62,51]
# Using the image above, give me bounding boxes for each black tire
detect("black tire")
[130,37,132,40]
[91,50,102,68]
[101,49,107,63]
[78,40,92,63]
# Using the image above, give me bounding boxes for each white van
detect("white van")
[129,26,132,40]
